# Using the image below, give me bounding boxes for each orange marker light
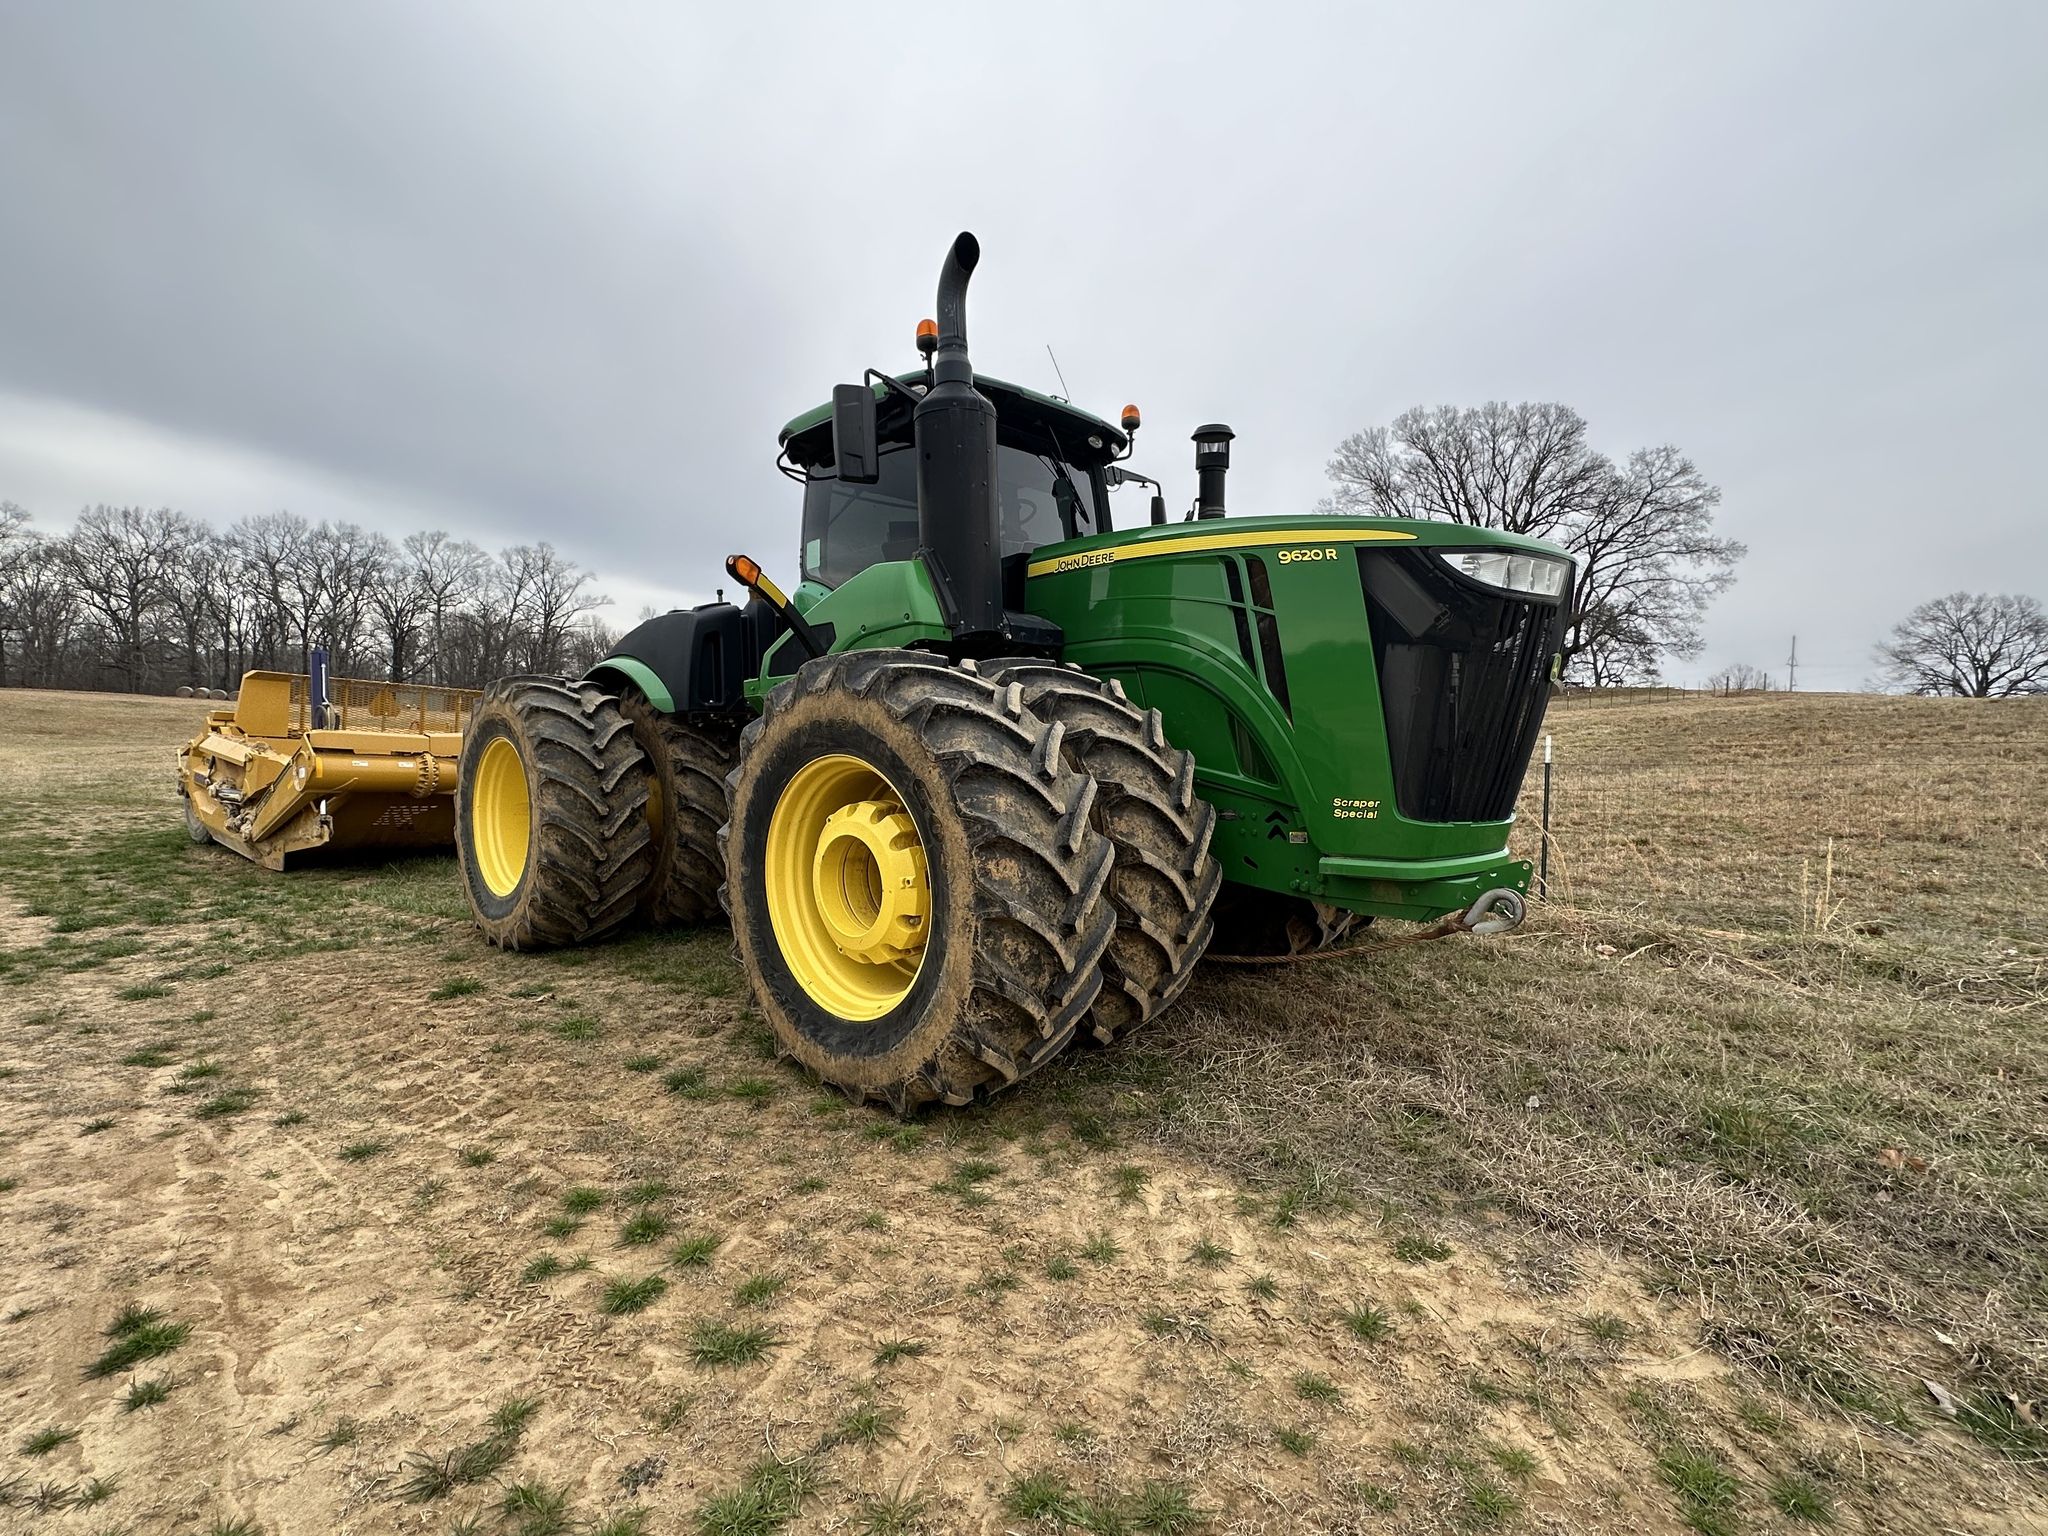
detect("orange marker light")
[726,553,763,589]
[1121,403,1142,433]
[916,318,939,356]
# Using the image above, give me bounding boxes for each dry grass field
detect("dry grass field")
[0,687,2042,1535]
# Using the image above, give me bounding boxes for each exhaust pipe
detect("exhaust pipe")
[1192,424,1234,520]
[913,232,1004,643]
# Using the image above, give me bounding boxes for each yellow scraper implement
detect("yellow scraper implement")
[177,670,481,869]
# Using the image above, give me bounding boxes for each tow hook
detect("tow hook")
[1458,887,1527,937]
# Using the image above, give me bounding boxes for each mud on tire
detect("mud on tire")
[456,676,655,950]
[981,660,1219,1043]
[617,691,738,926]
[720,649,1115,1113]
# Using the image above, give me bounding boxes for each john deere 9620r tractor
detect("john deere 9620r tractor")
[455,233,1570,1111]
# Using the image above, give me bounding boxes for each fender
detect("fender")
[588,599,790,716]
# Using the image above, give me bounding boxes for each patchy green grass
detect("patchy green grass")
[691,1320,782,1368]
[500,1479,575,1535]
[1276,1426,1316,1456]
[1341,1303,1392,1342]
[19,1425,78,1456]
[1081,1233,1122,1263]
[1656,1446,1740,1532]
[562,1186,606,1213]
[1292,1372,1343,1406]
[732,1272,786,1308]
[430,976,484,1000]
[669,1233,723,1269]
[337,1139,387,1162]
[1393,1233,1452,1263]
[196,1085,259,1119]
[1188,1238,1232,1268]
[87,1307,190,1377]
[600,1274,668,1316]
[872,1338,927,1367]
[663,1065,713,1098]
[619,1210,671,1247]
[1459,1476,1522,1528]
[832,1402,902,1447]
[123,1376,172,1411]
[692,1455,823,1535]
[521,1255,566,1285]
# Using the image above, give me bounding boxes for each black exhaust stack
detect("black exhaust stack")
[914,233,1004,644]
[1192,424,1234,519]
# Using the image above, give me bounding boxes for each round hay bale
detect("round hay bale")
[175,685,195,698]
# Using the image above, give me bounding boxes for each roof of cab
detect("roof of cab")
[778,372,1128,461]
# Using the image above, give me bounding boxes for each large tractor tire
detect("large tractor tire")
[981,660,1220,1044]
[720,649,1115,1113]
[456,677,655,950]
[617,691,738,926]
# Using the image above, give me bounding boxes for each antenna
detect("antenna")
[1045,344,1071,400]
[1786,635,1798,691]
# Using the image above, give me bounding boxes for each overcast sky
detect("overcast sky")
[2,3,2042,687]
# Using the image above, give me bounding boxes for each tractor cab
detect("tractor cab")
[778,375,1126,611]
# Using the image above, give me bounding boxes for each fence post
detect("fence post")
[1538,734,1553,900]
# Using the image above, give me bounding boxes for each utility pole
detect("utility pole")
[1786,635,1798,691]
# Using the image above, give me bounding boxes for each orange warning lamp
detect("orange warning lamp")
[916,318,939,358]
[1121,403,1142,434]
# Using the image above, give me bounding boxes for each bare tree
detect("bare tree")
[2,539,82,687]
[1322,403,1744,683]
[1707,662,1775,693]
[404,530,488,683]
[62,505,201,691]
[511,542,605,674]
[0,501,34,687]
[1875,592,2048,698]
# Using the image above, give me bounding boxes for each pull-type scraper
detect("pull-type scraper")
[178,655,479,869]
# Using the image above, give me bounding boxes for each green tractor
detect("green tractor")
[455,233,1571,1112]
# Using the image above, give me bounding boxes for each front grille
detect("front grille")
[1359,549,1564,823]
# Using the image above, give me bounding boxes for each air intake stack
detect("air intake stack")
[913,233,1004,643]
[1192,424,1234,519]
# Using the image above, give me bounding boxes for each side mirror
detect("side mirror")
[831,383,880,484]
[1150,493,1167,526]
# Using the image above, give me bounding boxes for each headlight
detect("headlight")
[1439,548,1572,599]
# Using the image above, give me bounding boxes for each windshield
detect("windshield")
[801,442,1106,588]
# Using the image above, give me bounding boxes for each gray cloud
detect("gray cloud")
[3,2,2042,679]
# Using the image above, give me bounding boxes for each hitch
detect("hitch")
[1456,887,1527,937]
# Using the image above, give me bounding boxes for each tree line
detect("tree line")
[0,501,620,693]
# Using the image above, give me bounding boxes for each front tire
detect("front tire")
[721,650,1115,1113]
[456,677,654,950]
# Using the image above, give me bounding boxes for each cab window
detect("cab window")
[801,442,1106,589]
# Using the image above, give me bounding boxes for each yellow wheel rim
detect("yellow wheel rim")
[472,735,533,898]
[764,753,929,1021]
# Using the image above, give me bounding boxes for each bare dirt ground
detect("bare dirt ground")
[0,688,2042,1535]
